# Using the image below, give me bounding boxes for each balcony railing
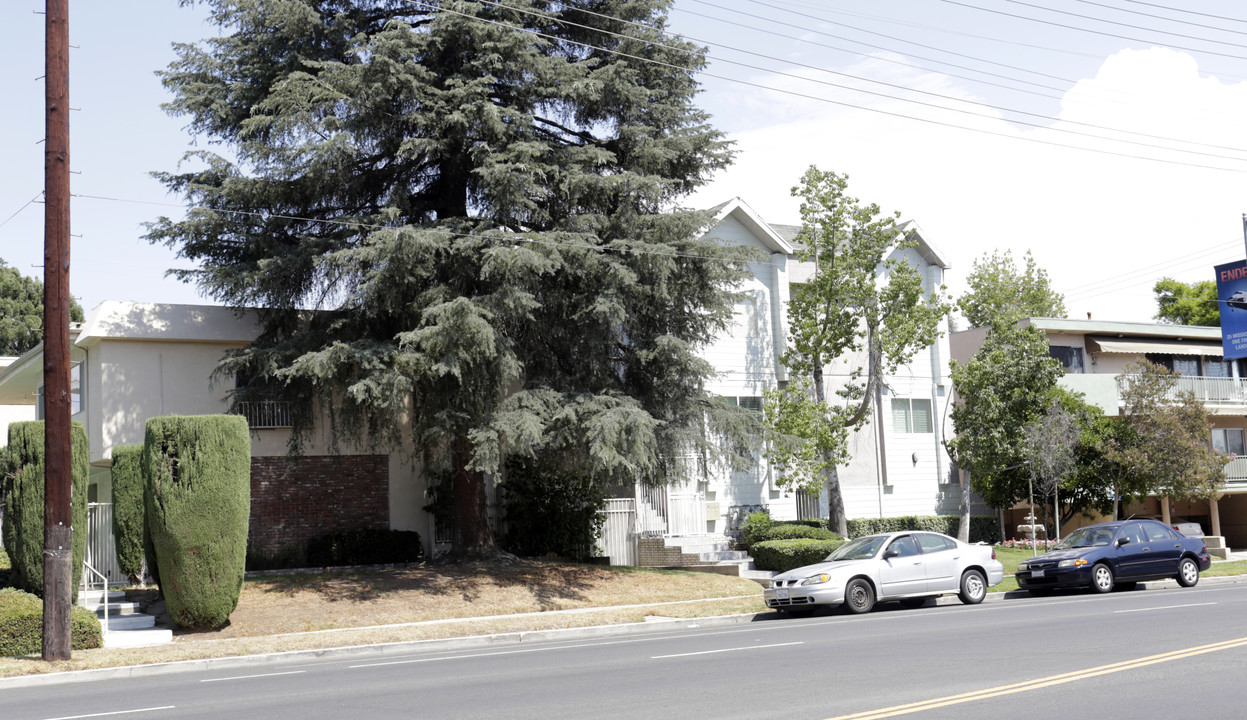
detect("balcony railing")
[1116,375,1247,407]
[235,400,293,428]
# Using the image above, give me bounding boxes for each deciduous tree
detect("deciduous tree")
[1153,277,1220,326]
[763,167,949,536]
[146,0,753,557]
[957,250,1065,330]
[0,259,84,356]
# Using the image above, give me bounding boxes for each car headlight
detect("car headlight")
[799,574,831,586]
[1058,558,1089,568]
[1018,562,1028,571]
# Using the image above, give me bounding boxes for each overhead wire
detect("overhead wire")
[1004,0,1247,49]
[1073,0,1247,37]
[411,0,1247,173]
[1118,0,1247,26]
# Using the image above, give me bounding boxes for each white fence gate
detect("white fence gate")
[86,503,127,585]
[597,498,637,566]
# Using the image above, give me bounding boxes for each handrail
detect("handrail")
[81,560,109,634]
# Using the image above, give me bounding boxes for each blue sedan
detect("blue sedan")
[1016,519,1212,595]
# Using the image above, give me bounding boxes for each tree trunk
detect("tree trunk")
[958,469,972,542]
[812,358,849,537]
[452,435,495,558]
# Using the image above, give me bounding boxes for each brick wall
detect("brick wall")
[249,454,389,557]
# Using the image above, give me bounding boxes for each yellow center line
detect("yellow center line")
[825,636,1247,720]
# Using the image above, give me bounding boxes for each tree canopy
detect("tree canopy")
[763,167,949,536]
[957,249,1065,330]
[0,259,84,356]
[146,0,753,556]
[948,322,1064,509]
[1153,277,1220,326]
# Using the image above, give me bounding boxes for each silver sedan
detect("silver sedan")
[763,531,1005,614]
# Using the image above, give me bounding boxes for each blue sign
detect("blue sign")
[1216,259,1247,360]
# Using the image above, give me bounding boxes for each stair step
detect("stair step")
[101,614,156,631]
[700,550,748,562]
[102,627,173,649]
[82,601,144,616]
[78,589,125,605]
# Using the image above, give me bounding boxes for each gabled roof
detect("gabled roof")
[704,197,794,255]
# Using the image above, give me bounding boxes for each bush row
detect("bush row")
[845,515,1001,544]
[738,511,842,550]
[750,539,843,573]
[110,444,146,583]
[0,588,101,656]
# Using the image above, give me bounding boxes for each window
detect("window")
[1212,428,1245,456]
[1143,523,1176,542]
[887,536,920,557]
[35,363,82,419]
[718,395,762,414]
[1206,357,1233,378]
[1146,353,1200,376]
[1048,346,1085,373]
[891,398,932,433]
[916,533,955,553]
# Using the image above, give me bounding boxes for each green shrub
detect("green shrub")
[0,587,101,656]
[738,511,774,550]
[2,422,89,601]
[305,528,425,567]
[144,415,251,630]
[739,511,840,550]
[500,457,604,561]
[751,538,843,573]
[110,444,146,582]
[845,515,1001,544]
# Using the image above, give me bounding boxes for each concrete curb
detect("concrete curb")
[5,573,1244,690]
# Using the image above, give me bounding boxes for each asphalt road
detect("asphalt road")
[7,582,1247,720]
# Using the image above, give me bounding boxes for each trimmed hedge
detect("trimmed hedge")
[305,528,425,567]
[846,515,1001,544]
[739,511,841,550]
[0,587,101,656]
[2,422,89,601]
[751,538,843,573]
[145,415,251,630]
[110,444,146,582]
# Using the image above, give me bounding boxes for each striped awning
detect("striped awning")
[1086,336,1224,356]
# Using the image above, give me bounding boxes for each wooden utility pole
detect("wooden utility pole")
[43,0,73,662]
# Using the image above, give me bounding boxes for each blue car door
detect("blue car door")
[1115,522,1153,578]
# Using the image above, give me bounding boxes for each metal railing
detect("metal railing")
[1116,374,1247,407]
[235,400,293,428]
[81,560,110,635]
[596,498,637,565]
[86,503,126,584]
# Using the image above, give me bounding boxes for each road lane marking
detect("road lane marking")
[43,707,174,720]
[200,670,306,683]
[823,636,1247,720]
[650,642,804,659]
[1114,602,1217,613]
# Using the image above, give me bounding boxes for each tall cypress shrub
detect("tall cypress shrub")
[1,421,89,600]
[110,444,146,583]
[144,415,250,629]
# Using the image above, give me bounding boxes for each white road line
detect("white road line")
[651,641,804,659]
[44,707,175,720]
[1114,602,1218,614]
[200,670,306,683]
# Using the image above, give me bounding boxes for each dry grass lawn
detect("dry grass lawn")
[0,561,766,679]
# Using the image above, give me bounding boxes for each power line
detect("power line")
[415,1,1247,173]
[1005,0,1247,49]
[1074,0,1247,37]
[0,193,43,231]
[1118,0,1247,26]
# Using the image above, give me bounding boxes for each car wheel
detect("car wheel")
[899,597,930,609]
[1177,557,1200,588]
[958,569,987,605]
[844,578,875,614]
[1090,563,1114,593]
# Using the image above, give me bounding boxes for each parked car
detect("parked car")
[763,531,1005,615]
[1015,519,1211,596]
[1172,522,1205,538]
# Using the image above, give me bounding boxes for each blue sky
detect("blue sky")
[5,1,1247,324]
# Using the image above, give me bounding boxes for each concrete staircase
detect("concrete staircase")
[79,589,173,648]
[638,535,775,586]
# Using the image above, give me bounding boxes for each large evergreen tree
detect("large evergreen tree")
[146,0,752,556]
[0,259,85,356]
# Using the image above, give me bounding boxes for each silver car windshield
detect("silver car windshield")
[825,535,887,561]
[1056,526,1115,549]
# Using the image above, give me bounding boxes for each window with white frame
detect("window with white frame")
[36,363,82,419]
[1212,428,1245,457]
[891,398,932,434]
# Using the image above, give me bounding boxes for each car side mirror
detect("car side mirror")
[1116,537,1130,547]
[883,548,899,559]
